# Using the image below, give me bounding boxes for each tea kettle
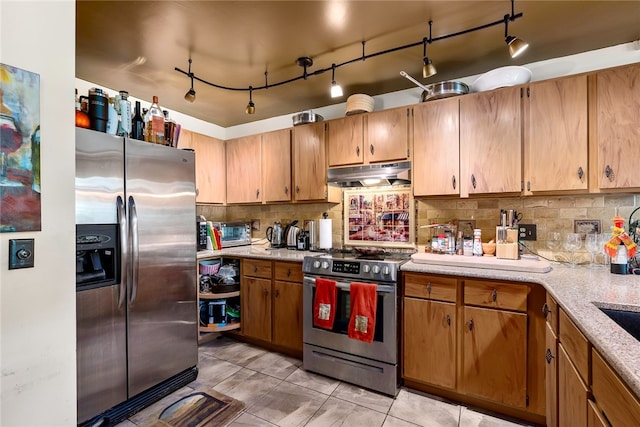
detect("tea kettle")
[266,221,285,248]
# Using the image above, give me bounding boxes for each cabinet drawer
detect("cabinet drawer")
[404,273,456,302]
[274,261,303,283]
[592,349,640,426]
[558,309,589,385]
[463,280,528,312]
[242,259,272,279]
[544,293,559,335]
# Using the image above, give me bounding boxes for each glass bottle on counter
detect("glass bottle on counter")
[130,101,145,141]
[144,96,165,144]
[472,229,483,256]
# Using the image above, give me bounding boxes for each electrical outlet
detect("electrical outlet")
[519,224,537,241]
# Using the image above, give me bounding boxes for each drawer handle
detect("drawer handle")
[356,146,360,157]
[426,282,432,295]
[287,269,291,277]
[370,144,374,155]
[468,319,474,331]
[471,174,477,189]
[491,289,497,302]
[446,314,451,327]
[542,303,550,319]
[545,348,555,364]
[253,265,258,273]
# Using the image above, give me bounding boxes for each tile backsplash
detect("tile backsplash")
[197,192,639,264]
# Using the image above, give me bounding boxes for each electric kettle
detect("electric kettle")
[266,221,285,248]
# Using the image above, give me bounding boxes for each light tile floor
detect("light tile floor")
[116,336,538,426]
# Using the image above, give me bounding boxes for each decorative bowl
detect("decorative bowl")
[482,242,497,256]
[472,66,532,93]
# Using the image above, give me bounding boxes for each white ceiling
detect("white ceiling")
[76,1,640,127]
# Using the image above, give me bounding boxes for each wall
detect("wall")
[0,1,77,425]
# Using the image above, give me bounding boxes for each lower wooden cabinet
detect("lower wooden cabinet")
[272,262,303,352]
[558,343,589,427]
[591,349,640,426]
[545,321,558,427]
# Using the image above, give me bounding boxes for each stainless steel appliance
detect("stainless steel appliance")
[266,221,285,248]
[211,221,252,248]
[302,251,407,396]
[75,128,197,425]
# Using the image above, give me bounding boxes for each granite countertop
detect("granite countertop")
[197,242,314,262]
[401,260,640,399]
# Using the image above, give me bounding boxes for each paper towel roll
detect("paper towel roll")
[319,219,332,249]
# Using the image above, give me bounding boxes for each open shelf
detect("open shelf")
[199,322,241,333]
[199,290,240,299]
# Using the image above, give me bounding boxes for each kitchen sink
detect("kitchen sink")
[597,306,640,341]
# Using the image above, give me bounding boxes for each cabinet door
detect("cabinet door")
[592,349,640,426]
[262,129,292,202]
[461,305,527,408]
[587,400,608,427]
[327,115,364,167]
[293,122,328,201]
[178,130,226,204]
[526,75,588,193]
[366,107,409,163]
[413,98,460,196]
[596,63,640,189]
[226,135,262,203]
[460,86,522,196]
[403,297,456,389]
[545,322,558,427]
[273,280,303,352]
[558,344,588,427]
[242,277,271,341]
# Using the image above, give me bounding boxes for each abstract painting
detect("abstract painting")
[1,63,41,232]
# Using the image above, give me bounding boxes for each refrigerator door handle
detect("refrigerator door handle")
[128,196,139,306]
[117,196,127,309]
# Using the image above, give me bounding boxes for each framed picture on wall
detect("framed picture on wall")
[344,187,414,248]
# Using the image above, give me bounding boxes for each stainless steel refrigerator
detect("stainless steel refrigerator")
[75,128,197,424]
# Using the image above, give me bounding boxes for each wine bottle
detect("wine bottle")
[131,101,144,140]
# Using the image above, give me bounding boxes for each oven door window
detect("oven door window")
[312,287,385,343]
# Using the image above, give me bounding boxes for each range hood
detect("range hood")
[327,161,411,187]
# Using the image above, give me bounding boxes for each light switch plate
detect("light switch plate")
[9,238,35,269]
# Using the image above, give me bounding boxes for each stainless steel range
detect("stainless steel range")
[302,252,407,396]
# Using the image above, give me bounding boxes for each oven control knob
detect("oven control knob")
[382,266,390,276]
[362,264,371,273]
[313,260,321,269]
[372,265,381,274]
[322,261,330,270]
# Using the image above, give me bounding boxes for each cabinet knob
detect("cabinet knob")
[451,175,456,190]
[284,186,289,195]
[426,282,432,295]
[605,165,614,181]
[542,302,550,319]
[491,289,497,302]
[263,288,269,297]
[577,166,584,180]
[256,189,260,199]
[471,174,477,189]
[527,181,531,192]
[296,185,300,194]
[545,348,555,364]
[275,289,280,297]
[253,265,258,273]
[370,144,374,155]
[446,314,451,327]
[287,269,291,277]
[356,146,360,157]
[468,319,474,331]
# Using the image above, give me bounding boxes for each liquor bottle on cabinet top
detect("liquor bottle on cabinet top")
[144,96,165,144]
[131,101,144,141]
[116,90,132,137]
[163,110,176,147]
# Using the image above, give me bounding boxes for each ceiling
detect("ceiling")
[76,1,640,128]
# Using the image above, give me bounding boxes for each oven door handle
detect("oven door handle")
[304,277,395,294]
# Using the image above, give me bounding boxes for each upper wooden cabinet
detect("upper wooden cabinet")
[226,134,262,204]
[593,62,640,190]
[327,107,410,167]
[460,86,523,197]
[177,129,226,204]
[293,122,338,202]
[262,129,292,203]
[525,74,588,194]
[413,97,460,196]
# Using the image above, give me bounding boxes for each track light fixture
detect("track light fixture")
[245,86,255,114]
[330,64,343,98]
[184,58,196,103]
[422,22,437,79]
[174,0,526,111]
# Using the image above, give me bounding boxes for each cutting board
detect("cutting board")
[410,252,552,273]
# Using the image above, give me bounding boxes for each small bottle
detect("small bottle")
[106,96,118,135]
[472,229,483,256]
[611,242,628,275]
[75,89,90,129]
[163,110,176,147]
[131,101,145,141]
[144,96,165,144]
[116,90,132,137]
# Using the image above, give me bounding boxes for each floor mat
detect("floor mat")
[156,390,244,426]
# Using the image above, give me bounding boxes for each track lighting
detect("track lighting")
[422,23,437,78]
[245,86,255,114]
[183,58,196,103]
[174,0,527,109]
[330,64,343,98]
[504,14,528,58]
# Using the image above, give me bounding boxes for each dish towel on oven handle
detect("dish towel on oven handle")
[313,278,337,330]
[348,282,378,343]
